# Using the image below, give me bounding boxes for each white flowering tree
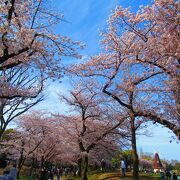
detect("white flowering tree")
[0,67,44,139]
[0,111,67,177]
[68,1,179,179]
[55,82,129,180]
[0,0,83,99]
[0,0,83,137]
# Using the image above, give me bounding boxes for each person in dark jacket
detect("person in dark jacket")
[172,172,177,180]
[9,164,17,180]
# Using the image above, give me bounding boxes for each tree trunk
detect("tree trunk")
[17,157,25,178]
[0,117,7,141]
[77,158,82,177]
[17,142,25,178]
[81,153,88,180]
[131,116,139,180]
[29,157,35,179]
[40,156,44,169]
[0,128,4,141]
[0,100,6,141]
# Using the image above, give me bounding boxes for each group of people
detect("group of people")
[120,159,178,180]
[38,166,78,180]
[0,164,17,180]
[160,170,178,180]
[39,167,63,180]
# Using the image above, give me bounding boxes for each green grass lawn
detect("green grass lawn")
[18,177,27,180]
[2,171,161,180]
[62,171,161,180]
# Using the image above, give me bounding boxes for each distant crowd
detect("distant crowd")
[160,170,178,180]
[0,159,179,180]
[39,166,77,180]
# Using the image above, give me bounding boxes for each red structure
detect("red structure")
[153,152,164,172]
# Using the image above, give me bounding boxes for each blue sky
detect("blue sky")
[35,0,179,161]
[57,0,152,56]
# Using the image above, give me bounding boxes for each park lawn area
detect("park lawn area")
[62,171,103,180]
[62,171,161,180]
[17,176,28,180]
[0,169,161,180]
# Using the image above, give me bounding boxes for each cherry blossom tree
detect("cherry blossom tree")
[139,158,152,172]
[110,0,179,139]
[55,114,125,180]
[0,111,64,177]
[0,0,83,139]
[0,67,44,140]
[0,0,83,99]
[67,1,179,179]
[56,82,129,180]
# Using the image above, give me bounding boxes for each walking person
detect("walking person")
[60,168,63,177]
[160,171,166,180]
[0,164,17,180]
[49,169,54,180]
[172,172,177,180]
[39,168,47,180]
[47,170,51,180]
[101,159,106,172]
[120,159,126,178]
[9,164,17,180]
[64,167,67,177]
[56,168,61,180]
[165,170,171,180]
